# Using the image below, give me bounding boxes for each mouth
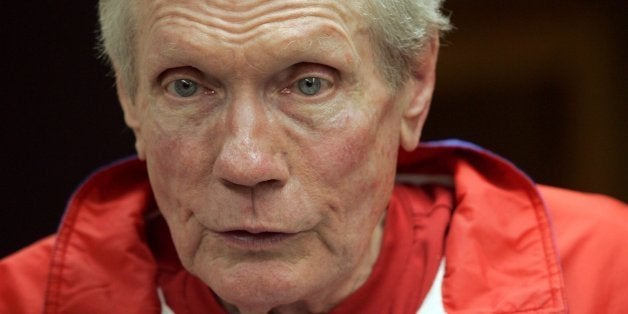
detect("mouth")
[218,230,299,250]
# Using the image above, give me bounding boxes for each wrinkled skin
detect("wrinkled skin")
[117,0,438,313]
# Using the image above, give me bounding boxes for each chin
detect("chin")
[204,261,317,311]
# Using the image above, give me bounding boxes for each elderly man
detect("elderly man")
[2,0,627,313]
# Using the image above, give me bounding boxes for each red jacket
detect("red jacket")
[2,140,627,313]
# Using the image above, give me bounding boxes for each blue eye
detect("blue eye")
[297,77,322,96]
[171,79,199,97]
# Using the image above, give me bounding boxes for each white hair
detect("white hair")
[97,0,137,94]
[361,0,451,89]
[97,0,451,96]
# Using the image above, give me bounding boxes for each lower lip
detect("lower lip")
[218,231,299,250]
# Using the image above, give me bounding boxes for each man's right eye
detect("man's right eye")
[166,79,200,98]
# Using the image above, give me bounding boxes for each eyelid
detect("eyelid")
[158,66,202,84]
[289,63,337,82]
[158,67,220,99]
[282,63,337,94]
[164,79,200,98]
[158,67,221,91]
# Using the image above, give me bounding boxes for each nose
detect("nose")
[213,95,289,188]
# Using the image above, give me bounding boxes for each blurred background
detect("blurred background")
[1,1,626,257]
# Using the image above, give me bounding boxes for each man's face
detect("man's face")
[122,0,432,311]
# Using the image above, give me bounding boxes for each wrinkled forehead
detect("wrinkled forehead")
[135,0,367,35]
[132,0,373,77]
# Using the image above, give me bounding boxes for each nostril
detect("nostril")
[260,179,283,187]
[220,178,252,192]
[255,179,287,192]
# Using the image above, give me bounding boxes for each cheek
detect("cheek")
[303,109,399,214]
[143,130,209,267]
[144,119,216,188]
[144,131,186,204]
[142,123,210,231]
[144,133,187,225]
[311,108,398,181]
[148,134,180,174]
[140,98,222,183]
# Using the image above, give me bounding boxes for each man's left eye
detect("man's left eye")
[297,77,323,96]
[166,79,200,98]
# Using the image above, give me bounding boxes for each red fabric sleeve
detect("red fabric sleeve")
[540,186,628,313]
[0,235,55,314]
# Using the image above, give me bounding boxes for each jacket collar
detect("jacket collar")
[400,140,567,313]
[44,158,161,313]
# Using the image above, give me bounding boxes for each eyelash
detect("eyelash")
[164,78,215,99]
[282,75,334,97]
[160,66,337,100]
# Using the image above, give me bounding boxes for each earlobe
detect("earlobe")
[116,76,146,160]
[399,35,440,152]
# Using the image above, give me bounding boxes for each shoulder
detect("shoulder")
[538,186,628,312]
[539,185,627,243]
[539,185,627,259]
[0,235,56,313]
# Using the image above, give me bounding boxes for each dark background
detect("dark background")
[1,1,626,257]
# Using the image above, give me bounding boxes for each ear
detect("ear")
[399,35,440,152]
[116,76,146,160]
